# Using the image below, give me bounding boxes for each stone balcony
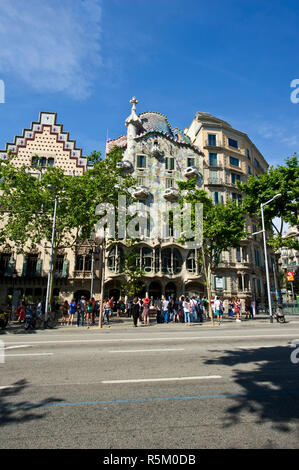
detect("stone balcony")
[184,166,199,178]
[132,185,151,200]
[163,187,179,201]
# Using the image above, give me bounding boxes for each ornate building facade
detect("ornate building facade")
[0,101,273,309]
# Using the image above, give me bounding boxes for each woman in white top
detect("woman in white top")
[183,297,191,324]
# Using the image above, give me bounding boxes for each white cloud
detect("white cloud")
[0,0,102,99]
[256,120,299,148]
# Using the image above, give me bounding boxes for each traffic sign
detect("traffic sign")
[287,271,294,281]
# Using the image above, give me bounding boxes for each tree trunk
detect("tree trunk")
[201,247,214,326]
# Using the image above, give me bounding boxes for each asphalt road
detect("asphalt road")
[1,318,299,449]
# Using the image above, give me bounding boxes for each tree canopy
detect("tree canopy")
[0,146,136,254]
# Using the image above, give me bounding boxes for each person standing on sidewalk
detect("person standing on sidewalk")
[77,296,86,327]
[68,299,76,325]
[142,298,150,326]
[214,297,223,324]
[61,300,69,326]
[233,296,241,322]
[183,297,191,324]
[132,298,141,327]
[102,299,111,326]
[162,296,169,324]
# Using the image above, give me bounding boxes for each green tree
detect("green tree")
[0,146,136,308]
[178,177,246,325]
[119,247,145,299]
[238,154,299,251]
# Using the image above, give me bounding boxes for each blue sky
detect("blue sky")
[0,0,299,166]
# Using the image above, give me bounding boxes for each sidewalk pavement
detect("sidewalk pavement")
[2,313,299,334]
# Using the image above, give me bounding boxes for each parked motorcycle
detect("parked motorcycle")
[0,310,9,330]
[274,305,285,323]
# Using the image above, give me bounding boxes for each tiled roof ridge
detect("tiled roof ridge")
[138,110,172,131]
[107,134,126,142]
[134,129,202,154]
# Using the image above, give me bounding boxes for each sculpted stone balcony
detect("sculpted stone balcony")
[184,166,199,178]
[163,187,179,201]
[116,160,133,171]
[150,142,164,159]
[132,185,151,200]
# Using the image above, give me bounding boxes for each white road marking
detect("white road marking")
[102,375,222,384]
[5,345,31,350]
[3,333,299,347]
[5,353,53,357]
[108,348,185,353]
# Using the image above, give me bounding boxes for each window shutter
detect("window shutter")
[22,257,28,277]
[7,257,14,276]
[36,259,42,276]
[62,259,69,278]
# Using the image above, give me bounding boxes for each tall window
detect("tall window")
[186,250,198,273]
[137,155,146,168]
[211,191,223,204]
[209,153,218,167]
[166,157,175,170]
[231,173,241,184]
[228,138,238,149]
[108,246,124,273]
[55,255,64,273]
[229,156,240,167]
[40,157,47,168]
[75,255,84,271]
[166,178,174,188]
[247,149,251,160]
[27,254,38,277]
[208,134,217,146]
[0,253,11,274]
[173,249,183,274]
[187,157,195,167]
[255,249,261,267]
[254,158,261,169]
[236,247,241,262]
[232,193,242,204]
[142,247,153,273]
[75,254,92,272]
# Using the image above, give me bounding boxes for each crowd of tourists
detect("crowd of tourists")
[12,294,255,328]
[9,293,257,330]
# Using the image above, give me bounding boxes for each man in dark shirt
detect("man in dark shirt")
[131,298,141,327]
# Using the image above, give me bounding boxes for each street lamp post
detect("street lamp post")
[45,192,58,324]
[252,193,282,323]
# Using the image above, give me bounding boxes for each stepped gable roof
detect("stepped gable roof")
[0,111,87,170]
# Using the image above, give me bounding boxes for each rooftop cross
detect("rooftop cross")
[130,96,138,112]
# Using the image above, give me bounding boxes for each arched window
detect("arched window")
[161,248,172,274]
[142,247,153,273]
[186,249,201,274]
[108,245,124,273]
[186,250,196,273]
[173,248,183,274]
